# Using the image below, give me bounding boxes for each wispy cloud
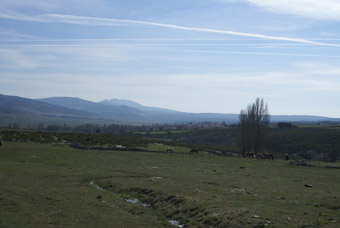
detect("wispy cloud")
[0,28,40,39]
[245,0,340,21]
[0,48,40,68]
[294,62,340,76]
[0,12,44,22]
[176,50,340,58]
[0,12,335,46]
[0,43,337,48]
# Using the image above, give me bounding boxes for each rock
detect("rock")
[252,215,260,218]
[239,166,246,169]
[304,184,313,188]
[96,195,102,199]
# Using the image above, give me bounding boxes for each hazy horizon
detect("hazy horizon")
[1,1,340,117]
[1,93,338,118]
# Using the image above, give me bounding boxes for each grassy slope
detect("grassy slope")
[0,142,339,227]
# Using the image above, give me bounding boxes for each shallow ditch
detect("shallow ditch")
[89,178,263,227]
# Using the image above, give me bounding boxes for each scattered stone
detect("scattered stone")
[252,215,260,218]
[232,188,245,193]
[287,216,291,221]
[96,195,102,199]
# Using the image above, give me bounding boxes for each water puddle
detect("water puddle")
[125,198,150,207]
[151,176,163,180]
[90,180,106,191]
[141,203,150,207]
[168,219,184,227]
[125,198,139,204]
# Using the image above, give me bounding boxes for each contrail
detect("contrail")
[41,14,331,46]
[0,12,336,46]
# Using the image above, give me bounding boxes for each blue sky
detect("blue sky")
[1,0,340,117]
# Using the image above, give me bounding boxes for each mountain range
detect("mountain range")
[0,94,339,126]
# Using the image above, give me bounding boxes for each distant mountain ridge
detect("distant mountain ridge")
[0,94,339,126]
[37,97,143,116]
[100,99,179,113]
[0,94,93,118]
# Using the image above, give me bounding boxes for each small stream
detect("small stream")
[90,180,106,191]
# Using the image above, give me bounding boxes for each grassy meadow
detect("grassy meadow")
[0,142,339,227]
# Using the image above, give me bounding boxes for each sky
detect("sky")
[1,0,340,117]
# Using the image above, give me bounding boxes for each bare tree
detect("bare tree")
[239,97,270,155]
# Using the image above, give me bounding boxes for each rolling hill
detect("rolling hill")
[0,94,339,127]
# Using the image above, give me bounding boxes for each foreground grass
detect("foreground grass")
[0,142,339,227]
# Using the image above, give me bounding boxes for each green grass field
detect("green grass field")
[138,143,196,153]
[133,130,191,135]
[0,142,339,227]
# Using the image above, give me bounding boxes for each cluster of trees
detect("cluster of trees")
[277,122,297,129]
[7,123,21,129]
[266,128,340,162]
[239,97,270,155]
[5,121,230,135]
[6,122,160,134]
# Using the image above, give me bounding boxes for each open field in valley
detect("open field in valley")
[0,141,339,227]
